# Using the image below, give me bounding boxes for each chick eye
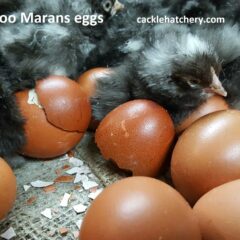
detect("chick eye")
[103,0,112,12]
[188,79,200,85]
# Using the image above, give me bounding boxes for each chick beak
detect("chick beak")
[210,67,227,97]
[111,0,124,16]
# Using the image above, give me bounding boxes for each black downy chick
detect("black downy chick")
[165,0,240,113]
[91,24,229,124]
[193,24,240,110]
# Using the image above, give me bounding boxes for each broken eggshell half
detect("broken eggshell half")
[95,100,175,177]
[16,76,91,159]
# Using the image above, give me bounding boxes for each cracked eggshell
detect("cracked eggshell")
[16,88,84,159]
[0,158,17,220]
[193,180,240,240]
[80,177,201,240]
[36,75,91,132]
[95,100,175,177]
[78,68,112,130]
[171,110,240,205]
[176,95,228,134]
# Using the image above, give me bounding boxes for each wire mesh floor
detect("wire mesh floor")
[0,132,128,240]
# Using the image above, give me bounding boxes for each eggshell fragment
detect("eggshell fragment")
[30,180,54,188]
[26,196,37,205]
[41,208,52,219]
[73,204,87,214]
[0,227,16,240]
[60,193,71,207]
[0,158,17,220]
[95,100,175,177]
[176,96,228,134]
[54,175,74,183]
[36,75,91,132]
[171,110,240,204]
[23,185,31,192]
[80,177,201,240]
[59,227,69,236]
[194,180,240,240]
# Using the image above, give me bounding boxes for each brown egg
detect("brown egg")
[171,110,240,205]
[194,180,240,240]
[80,177,201,240]
[95,100,175,177]
[0,158,17,220]
[176,95,228,134]
[16,76,91,159]
[78,68,112,130]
